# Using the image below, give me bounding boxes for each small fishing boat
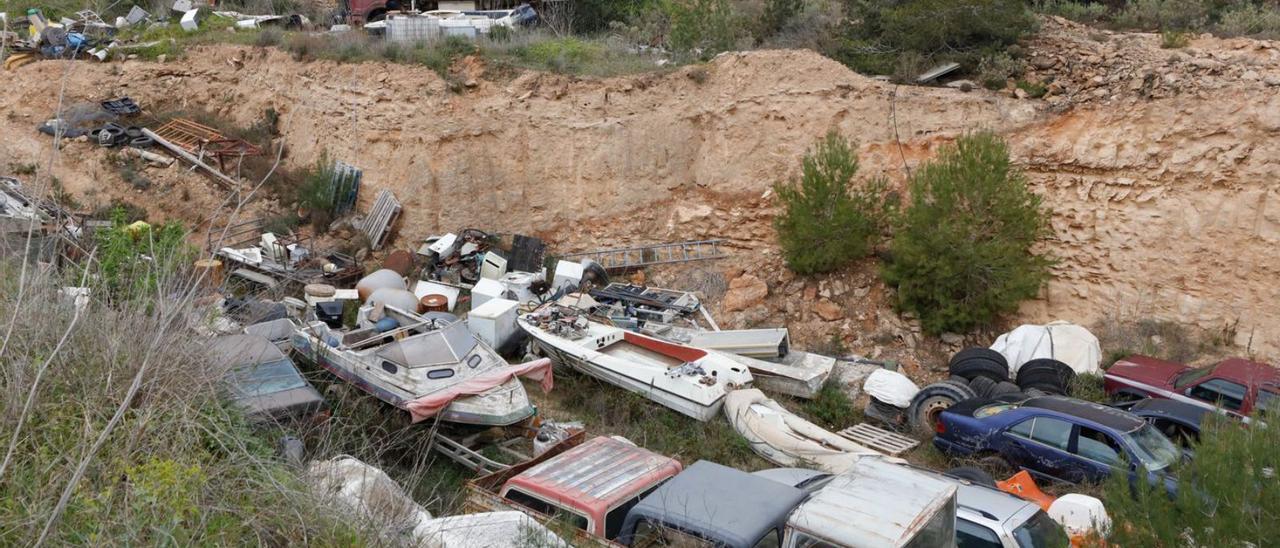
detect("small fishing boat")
[292,305,549,426]
[518,303,753,422]
[723,388,881,473]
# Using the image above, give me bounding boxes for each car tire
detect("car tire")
[865,397,907,431]
[908,382,972,432]
[990,381,1022,397]
[946,466,997,488]
[969,376,998,399]
[950,356,1010,383]
[941,379,979,400]
[950,347,1009,369]
[948,374,970,386]
[978,453,1013,477]
[1017,358,1076,392]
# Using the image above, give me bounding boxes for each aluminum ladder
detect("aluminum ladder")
[558,239,727,272]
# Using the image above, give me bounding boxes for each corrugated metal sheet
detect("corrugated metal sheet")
[508,437,676,508]
[787,457,956,547]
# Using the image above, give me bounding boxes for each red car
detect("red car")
[1105,356,1280,418]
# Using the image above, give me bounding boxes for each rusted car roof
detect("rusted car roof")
[503,436,681,514]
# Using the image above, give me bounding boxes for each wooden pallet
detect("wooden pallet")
[360,190,401,250]
[837,423,920,456]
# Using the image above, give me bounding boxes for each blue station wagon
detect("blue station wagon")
[933,396,1182,491]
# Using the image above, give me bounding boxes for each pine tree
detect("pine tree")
[773,130,892,275]
[883,132,1052,333]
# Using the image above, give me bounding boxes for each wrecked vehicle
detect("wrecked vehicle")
[519,303,753,421]
[616,460,810,548]
[1105,355,1279,418]
[933,396,1182,491]
[206,334,326,423]
[292,304,551,425]
[1120,397,1212,447]
[784,456,958,547]
[464,434,681,543]
[755,466,1070,548]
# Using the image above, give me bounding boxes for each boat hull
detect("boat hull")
[524,327,725,422]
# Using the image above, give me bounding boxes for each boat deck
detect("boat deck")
[600,340,686,368]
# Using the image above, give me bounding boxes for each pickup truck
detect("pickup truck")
[463,433,682,545]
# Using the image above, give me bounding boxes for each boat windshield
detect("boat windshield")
[378,320,480,367]
[229,359,308,397]
[1123,423,1181,472]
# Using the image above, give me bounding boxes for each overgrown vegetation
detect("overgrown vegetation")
[883,132,1054,334]
[1035,0,1280,39]
[773,130,893,275]
[799,379,861,430]
[831,0,1038,77]
[94,207,196,301]
[0,258,361,544]
[1102,412,1280,545]
[1093,315,1234,366]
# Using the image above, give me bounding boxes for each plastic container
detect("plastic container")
[419,294,449,313]
[356,269,406,301]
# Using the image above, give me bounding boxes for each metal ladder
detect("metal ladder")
[558,239,727,271]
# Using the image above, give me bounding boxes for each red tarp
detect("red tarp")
[404,358,553,423]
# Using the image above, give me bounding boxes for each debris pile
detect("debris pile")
[1024,16,1280,108]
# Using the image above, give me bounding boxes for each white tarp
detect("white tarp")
[862,368,920,408]
[307,456,435,543]
[990,321,1103,376]
[1048,494,1110,537]
[419,511,568,547]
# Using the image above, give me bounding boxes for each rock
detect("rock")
[674,204,713,224]
[814,300,844,322]
[1264,75,1280,87]
[1242,70,1260,81]
[1014,88,1029,99]
[721,274,768,312]
[940,332,964,345]
[803,285,817,301]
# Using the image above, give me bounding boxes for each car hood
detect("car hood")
[1107,356,1188,387]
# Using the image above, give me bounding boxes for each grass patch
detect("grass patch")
[798,379,862,430]
[1070,372,1107,403]
[546,373,765,470]
[1160,29,1192,48]
[1015,79,1048,98]
[1093,316,1233,367]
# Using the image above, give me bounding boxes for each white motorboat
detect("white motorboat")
[292,305,539,426]
[518,304,753,422]
[723,388,882,473]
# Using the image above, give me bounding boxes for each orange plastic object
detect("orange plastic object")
[997,470,1056,511]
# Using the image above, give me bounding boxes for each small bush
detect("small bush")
[883,132,1054,334]
[773,130,893,275]
[1216,2,1280,38]
[1070,372,1107,402]
[1016,79,1049,98]
[1102,411,1280,545]
[1032,0,1111,23]
[255,26,284,47]
[663,0,743,57]
[1114,0,1211,31]
[756,0,803,40]
[977,51,1024,90]
[1160,29,1192,47]
[518,36,605,72]
[833,0,1037,75]
[801,379,860,430]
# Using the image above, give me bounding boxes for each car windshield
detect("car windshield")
[1173,366,1213,388]
[1122,423,1181,471]
[228,359,308,397]
[1013,510,1069,548]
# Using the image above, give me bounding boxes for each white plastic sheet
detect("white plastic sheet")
[989,321,1103,376]
[863,368,920,409]
[1048,493,1110,537]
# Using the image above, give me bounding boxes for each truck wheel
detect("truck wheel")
[950,354,1010,383]
[969,376,998,399]
[1016,359,1075,394]
[946,466,996,487]
[908,382,971,432]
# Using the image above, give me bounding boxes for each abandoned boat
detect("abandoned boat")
[649,327,835,399]
[723,388,883,473]
[517,303,753,421]
[292,304,549,426]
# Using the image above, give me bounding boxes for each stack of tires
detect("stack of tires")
[907,348,1078,432]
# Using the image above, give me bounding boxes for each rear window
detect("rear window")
[504,488,588,531]
[228,359,307,397]
[904,497,955,548]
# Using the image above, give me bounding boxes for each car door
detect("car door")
[1068,425,1126,484]
[1001,416,1077,483]
[1184,378,1248,414]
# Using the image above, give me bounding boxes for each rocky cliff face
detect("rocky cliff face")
[1,19,1276,362]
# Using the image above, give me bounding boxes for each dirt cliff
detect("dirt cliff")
[2,20,1277,363]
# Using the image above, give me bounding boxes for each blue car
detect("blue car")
[933,396,1182,490]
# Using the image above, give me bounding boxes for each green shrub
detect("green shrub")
[883,132,1053,334]
[518,36,605,72]
[1015,79,1049,97]
[95,207,195,301]
[1160,29,1193,47]
[801,379,861,430]
[756,0,803,40]
[773,130,893,275]
[1216,1,1280,38]
[977,51,1025,90]
[1031,0,1111,23]
[832,0,1036,75]
[663,0,743,57]
[573,0,660,33]
[1102,411,1280,545]
[1114,0,1212,30]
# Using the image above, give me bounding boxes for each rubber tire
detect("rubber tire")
[969,376,998,399]
[941,379,979,400]
[946,466,997,488]
[908,381,972,432]
[947,374,970,386]
[950,347,1009,369]
[1017,358,1076,393]
[978,453,1014,477]
[950,356,1010,383]
[129,135,154,148]
[990,381,1022,397]
[865,397,907,430]
[124,126,143,139]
